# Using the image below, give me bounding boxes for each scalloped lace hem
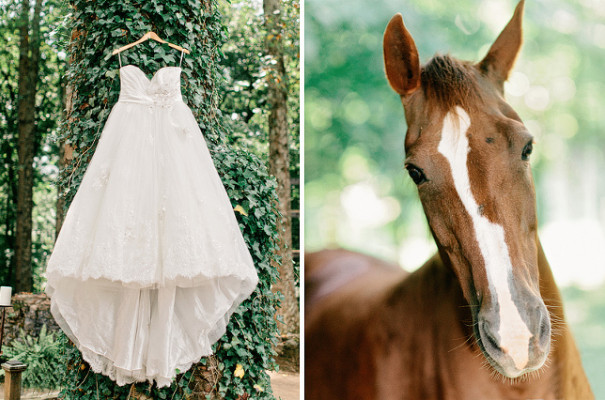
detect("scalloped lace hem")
[80,346,202,388]
[46,260,256,290]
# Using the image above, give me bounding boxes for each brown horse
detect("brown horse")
[305,2,594,399]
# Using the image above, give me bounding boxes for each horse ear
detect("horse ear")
[478,0,525,91]
[383,13,421,97]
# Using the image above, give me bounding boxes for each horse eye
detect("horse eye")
[522,141,533,161]
[406,165,427,185]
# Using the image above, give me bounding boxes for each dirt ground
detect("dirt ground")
[271,334,299,399]
[269,370,300,400]
[1,365,300,400]
[0,386,58,399]
[1,378,301,400]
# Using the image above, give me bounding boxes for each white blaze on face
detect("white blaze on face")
[437,106,532,371]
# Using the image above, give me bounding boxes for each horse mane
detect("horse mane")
[420,54,481,111]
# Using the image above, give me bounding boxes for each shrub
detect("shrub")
[0,324,62,389]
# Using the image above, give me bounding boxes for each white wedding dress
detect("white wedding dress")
[45,52,259,387]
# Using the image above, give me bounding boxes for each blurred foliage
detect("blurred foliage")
[562,285,605,397]
[305,0,605,257]
[305,0,605,395]
[0,0,65,291]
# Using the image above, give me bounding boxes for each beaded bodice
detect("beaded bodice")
[118,65,182,109]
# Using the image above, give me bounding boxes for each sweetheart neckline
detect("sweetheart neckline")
[120,65,181,83]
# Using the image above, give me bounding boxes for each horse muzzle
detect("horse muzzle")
[476,298,551,378]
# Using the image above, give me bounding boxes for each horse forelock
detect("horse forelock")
[421,55,482,112]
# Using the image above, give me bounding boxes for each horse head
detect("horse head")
[383,0,550,378]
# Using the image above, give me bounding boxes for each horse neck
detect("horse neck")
[428,240,593,398]
[536,238,594,399]
[537,239,563,317]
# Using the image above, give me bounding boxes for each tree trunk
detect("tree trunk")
[264,0,298,334]
[15,0,43,292]
[2,138,17,286]
[55,56,73,236]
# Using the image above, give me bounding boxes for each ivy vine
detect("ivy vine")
[55,0,281,399]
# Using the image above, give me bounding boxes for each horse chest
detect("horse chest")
[373,346,560,400]
[305,251,585,399]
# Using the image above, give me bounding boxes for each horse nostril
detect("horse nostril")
[527,307,551,360]
[538,313,551,344]
[540,318,549,336]
[480,320,501,352]
[531,305,551,339]
[485,330,500,351]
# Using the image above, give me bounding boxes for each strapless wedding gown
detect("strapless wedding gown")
[45,64,259,387]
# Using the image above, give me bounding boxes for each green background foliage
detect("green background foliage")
[220,0,300,264]
[0,0,64,292]
[219,0,300,157]
[305,0,605,395]
[53,0,283,398]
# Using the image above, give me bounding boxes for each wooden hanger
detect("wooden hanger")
[112,31,190,55]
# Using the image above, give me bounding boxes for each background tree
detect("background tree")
[54,0,283,398]
[14,0,43,292]
[219,0,300,339]
[264,0,298,335]
[1,0,64,292]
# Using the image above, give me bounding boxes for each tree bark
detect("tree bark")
[264,0,298,334]
[1,80,18,286]
[15,0,43,292]
[56,54,73,235]
[2,138,17,286]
